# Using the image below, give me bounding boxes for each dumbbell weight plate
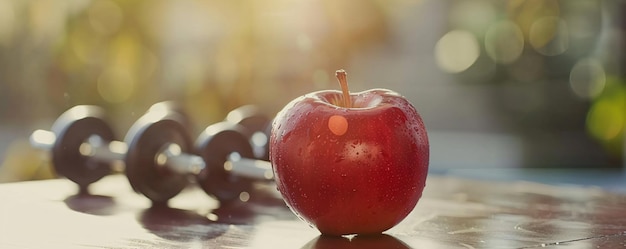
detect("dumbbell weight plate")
[50,105,115,189]
[262,122,272,160]
[149,101,193,132]
[195,121,255,203]
[124,110,191,203]
[225,105,271,160]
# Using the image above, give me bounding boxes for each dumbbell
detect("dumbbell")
[30,105,204,203]
[31,104,274,203]
[145,103,274,203]
[30,105,120,190]
[225,105,273,161]
[124,107,205,203]
[195,120,275,203]
[144,104,275,203]
[195,121,274,202]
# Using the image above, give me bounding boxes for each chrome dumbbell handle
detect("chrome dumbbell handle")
[225,152,274,180]
[30,129,58,151]
[156,143,205,175]
[80,135,127,162]
[30,129,205,175]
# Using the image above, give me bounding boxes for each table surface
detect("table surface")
[1,174,625,249]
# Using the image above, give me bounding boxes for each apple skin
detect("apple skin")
[270,88,429,236]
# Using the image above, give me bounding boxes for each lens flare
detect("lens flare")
[435,30,480,73]
[485,21,524,64]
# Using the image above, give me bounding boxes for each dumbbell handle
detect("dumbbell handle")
[30,129,206,175]
[30,129,60,151]
[32,129,273,180]
[225,152,274,180]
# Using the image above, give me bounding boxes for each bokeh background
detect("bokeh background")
[0,0,624,186]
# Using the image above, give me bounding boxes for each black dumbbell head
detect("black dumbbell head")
[195,121,255,203]
[124,110,191,203]
[261,121,272,161]
[225,105,271,160]
[225,105,269,135]
[149,101,192,131]
[50,105,115,189]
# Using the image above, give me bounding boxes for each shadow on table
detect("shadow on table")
[64,193,117,216]
[137,205,226,242]
[137,187,290,242]
[63,192,226,241]
[209,184,294,224]
[300,234,412,249]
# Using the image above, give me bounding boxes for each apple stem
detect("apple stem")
[335,69,352,108]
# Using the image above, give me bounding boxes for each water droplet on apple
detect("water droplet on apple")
[341,173,347,177]
[352,189,357,192]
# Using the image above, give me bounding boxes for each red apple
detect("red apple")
[270,70,429,236]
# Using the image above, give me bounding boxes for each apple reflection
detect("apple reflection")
[300,234,411,249]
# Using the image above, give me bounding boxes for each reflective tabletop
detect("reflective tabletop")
[0,172,625,248]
